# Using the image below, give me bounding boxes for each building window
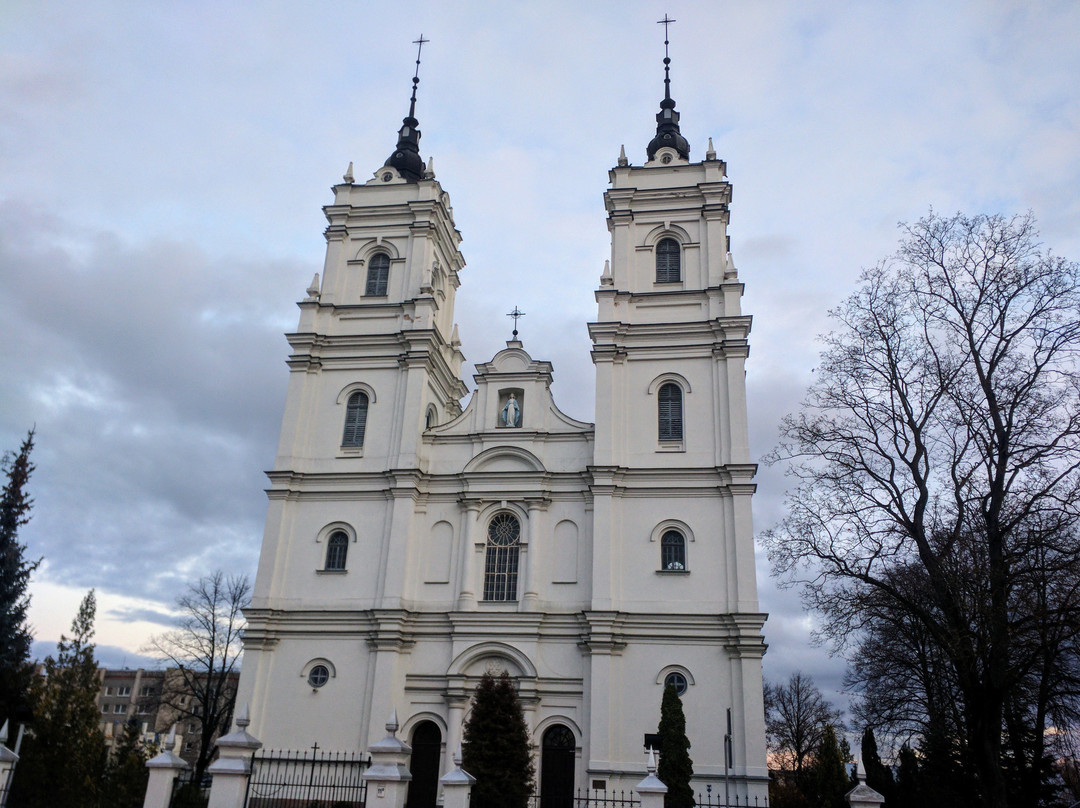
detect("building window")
[101,705,109,714]
[325,531,348,571]
[657,383,683,442]
[104,687,113,696]
[117,686,131,697]
[308,665,330,688]
[656,238,681,283]
[483,513,521,601]
[140,686,153,697]
[366,253,390,296]
[342,391,369,447]
[664,671,689,696]
[661,530,686,571]
[114,704,126,714]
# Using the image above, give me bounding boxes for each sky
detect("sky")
[2,1,1079,718]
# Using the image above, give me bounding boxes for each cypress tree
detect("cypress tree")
[657,683,694,808]
[103,719,154,808]
[461,670,535,808]
[860,728,894,800]
[0,430,41,726]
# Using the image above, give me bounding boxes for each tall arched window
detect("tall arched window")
[661,530,686,571]
[483,513,520,601]
[366,253,391,296]
[658,383,683,442]
[342,391,369,447]
[656,238,681,283]
[325,531,349,571]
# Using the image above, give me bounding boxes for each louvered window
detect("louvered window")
[483,513,520,601]
[342,391,369,447]
[325,531,349,570]
[366,253,390,296]
[656,238,681,283]
[661,530,687,571]
[658,383,683,442]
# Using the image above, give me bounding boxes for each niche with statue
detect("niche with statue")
[498,389,524,428]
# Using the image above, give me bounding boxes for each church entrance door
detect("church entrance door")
[405,721,442,808]
[540,724,576,808]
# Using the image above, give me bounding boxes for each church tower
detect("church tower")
[238,34,767,808]
[585,32,767,799]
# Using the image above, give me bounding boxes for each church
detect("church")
[236,37,769,807]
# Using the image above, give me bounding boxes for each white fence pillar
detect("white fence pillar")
[362,709,412,808]
[634,748,667,808]
[845,766,885,808]
[439,747,475,808]
[207,704,262,808]
[0,721,18,808]
[143,728,189,808]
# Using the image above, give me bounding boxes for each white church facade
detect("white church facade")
[237,45,768,806]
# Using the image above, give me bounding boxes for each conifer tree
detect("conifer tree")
[9,590,107,808]
[0,430,41,726]
[461,670,535,808]
[657,683,694,808]
[103,719,154,808]
[809,725,849,808]
[860,728,894,800]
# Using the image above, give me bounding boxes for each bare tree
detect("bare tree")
[764,211,1080,808]
[764,672,843,778]
[144,571,249,782]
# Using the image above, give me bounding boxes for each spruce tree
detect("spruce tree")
[461,670,535,808]
[0,430,41,726]
[9,590,107,808]
[657,683,694,808]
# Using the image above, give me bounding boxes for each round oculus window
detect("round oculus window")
[308,664,330,688]
[664,671,688,696]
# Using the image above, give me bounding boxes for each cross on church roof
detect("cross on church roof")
[507,306,525,339]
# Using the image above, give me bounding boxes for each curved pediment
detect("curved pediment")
[464,446,545,473]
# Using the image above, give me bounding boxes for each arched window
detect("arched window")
[658,383,683,442]
[366,253,391,296]
[661,530,686,571]
[483,513,520,601]
[425,406,437,430]
[325,531,349,570]
[342,391,369,447]
[655,238,681,283]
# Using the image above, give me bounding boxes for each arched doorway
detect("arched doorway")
[405,721,442,808]
[540,724,576,808]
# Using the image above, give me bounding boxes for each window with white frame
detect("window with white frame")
[117,686,131,697]
[365,253,391,296]
[483,513,520,601]
[658,383,683,442]
[325,531,349,571]
[655,238,681,283]
[342,391,369,447]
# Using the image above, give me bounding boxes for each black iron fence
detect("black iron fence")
[169,769,209,808]
[529,788,641,808]
[243,749,369,808]
[694,789,769,808]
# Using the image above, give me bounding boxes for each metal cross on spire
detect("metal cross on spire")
[408,34,429,118]
[657,14,676,100]
[507,306,525,339]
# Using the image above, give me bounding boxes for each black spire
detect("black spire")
[384,35,429,182]
[646,15,690,162]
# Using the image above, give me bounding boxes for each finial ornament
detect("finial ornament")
[706,138,716,161]
[618,144,628,167]
[343,161,354,183]
[507,306,525,339]
[384,35,431,182]
[647,15,689,161]
[386,708,400,735]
